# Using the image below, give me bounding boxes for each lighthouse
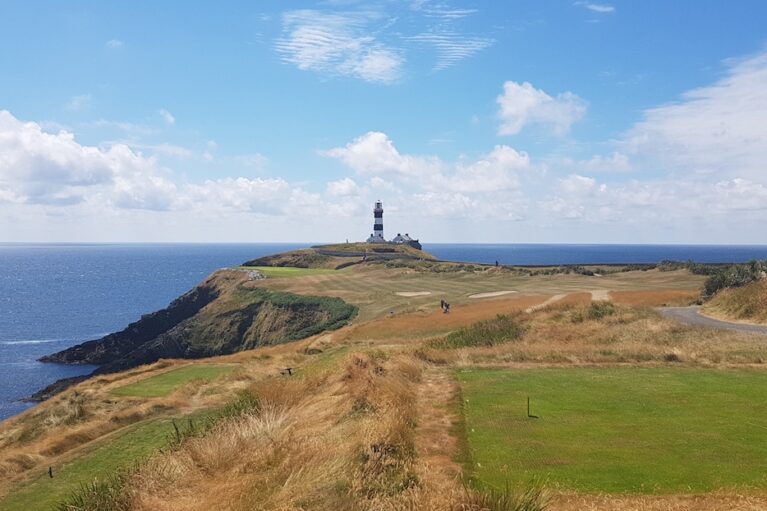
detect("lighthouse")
[366,200,386,243]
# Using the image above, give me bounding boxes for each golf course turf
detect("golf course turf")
[458,367,767,493]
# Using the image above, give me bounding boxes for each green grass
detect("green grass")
[239,266,338,278]
[458,367,767,494]
[111,365,234,398]
[0,417,183,511]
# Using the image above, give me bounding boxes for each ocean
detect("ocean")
[2,242,767,421]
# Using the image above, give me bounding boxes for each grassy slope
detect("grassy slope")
[239,266,339,278]
[0,416,189,511]
[704,279,767,324]
[316,242,435,259]
[459,367,767,493]
[111,365,234,398]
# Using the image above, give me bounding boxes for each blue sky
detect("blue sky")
[1,1,766,243]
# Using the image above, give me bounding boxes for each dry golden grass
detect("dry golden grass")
[344,295,552,341]
[704,279,767,324]
[611,289,700,307]
[415,302,767,368]
[551,492,767,510]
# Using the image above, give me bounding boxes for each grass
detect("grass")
[704,279,767,324]
[458,367,767,494]
[433,314,524,349]
[0,416,185,511]
[239,266,338,278]
[111,365,234,398]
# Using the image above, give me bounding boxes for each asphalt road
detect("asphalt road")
[659,307,767,336]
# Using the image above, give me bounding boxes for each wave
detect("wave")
[0,333,109,345]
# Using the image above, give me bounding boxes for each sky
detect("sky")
[1,1,767,244]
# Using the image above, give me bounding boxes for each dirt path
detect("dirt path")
[413,367,462,498]
[659,307,767,336]
[525,294,566,313]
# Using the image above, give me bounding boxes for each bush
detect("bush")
[56,473,132,511]
[587,301,616,320]
[703,260,766,297]
[434,315,524,349]
[453,483,549,511]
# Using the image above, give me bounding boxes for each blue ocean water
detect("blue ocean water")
[2,242,767,421]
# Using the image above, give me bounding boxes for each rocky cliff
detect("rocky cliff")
[38,269,357,392]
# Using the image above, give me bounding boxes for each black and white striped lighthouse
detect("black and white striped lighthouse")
[373,200,384,239]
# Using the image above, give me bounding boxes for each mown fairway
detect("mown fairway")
[459,368,767,493]
[111,365,234,397]
[240,266,339,278]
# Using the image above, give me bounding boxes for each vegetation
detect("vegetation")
[7,256,767,510]
[702,260,766,297]
[704,278,767,323]
[111,365,234,398]
[0,417,183,511]
[459,367,767,493]
[242,249,333,268]
[433,314,524,349]
[238,265,338,278]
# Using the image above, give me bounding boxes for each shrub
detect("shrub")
[453,483,549,511]
[587,301,616,320]
[56,473,132,511]
[434,315,524,349]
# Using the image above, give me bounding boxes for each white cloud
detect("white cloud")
[327,177,359,196]
[276,10,403,84]
[575,2,615,13]
[497,81,587,136]
[0,110,308,217]
[158,109,175,125]
[445,145,530,192]
[106,39,124,49]
[553,151,631,174]
[623,50,767,181]
[408,32,493,71]
[64,94,91,112]
[325,132,532,219]
[323,131,442,178]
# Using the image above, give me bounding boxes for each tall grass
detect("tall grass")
[453,483,549,511]
[433,315,524,349]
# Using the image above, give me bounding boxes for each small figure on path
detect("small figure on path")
[48,466,53,478]
[495,260,499,267]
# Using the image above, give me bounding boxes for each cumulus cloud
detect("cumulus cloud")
[106,39,124,49]
[323,131,442,178]
[623,50,767,181]
[276,10,403,84]
[327,177,360,196]
[497,81,587,136]
[0,110,311,218]
[0,110,152,205]
[324,132,532,219]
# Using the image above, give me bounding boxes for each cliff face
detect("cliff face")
[40,277,221,366]
[40,270,357,377]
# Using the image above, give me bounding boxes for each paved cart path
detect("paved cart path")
[659,306,767,336]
